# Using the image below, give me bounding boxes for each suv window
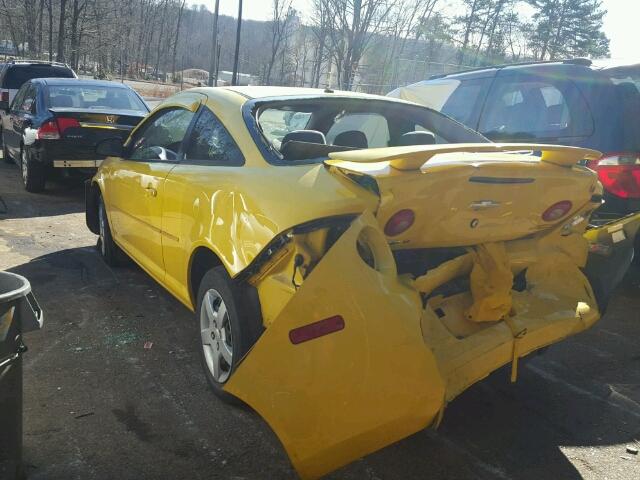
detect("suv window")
[441,78,490,126]
[479,76,594,140]
[2,64,75,90]
[184,107,244,165]
[129,108,195,161]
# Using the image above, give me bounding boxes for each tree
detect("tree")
[265,0,295,85]
[56,0,67,61]
[317,0,398,90]
[528,0,609,59]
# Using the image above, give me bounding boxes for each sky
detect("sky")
[199,0,637,60]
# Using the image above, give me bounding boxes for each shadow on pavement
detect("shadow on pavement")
[8,247,640,479]
[0,160,85,221]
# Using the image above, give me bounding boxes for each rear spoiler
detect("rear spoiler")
[327,143,602,171]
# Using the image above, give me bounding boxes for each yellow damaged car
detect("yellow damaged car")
[85,86,640,479]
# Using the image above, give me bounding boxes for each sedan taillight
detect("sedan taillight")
[36,117,80,140]
[588,153,640,199]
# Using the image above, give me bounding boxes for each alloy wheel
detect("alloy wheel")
[200,289,233,383]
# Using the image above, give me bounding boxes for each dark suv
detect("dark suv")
[0,60,77,109]
[388,59,640,221]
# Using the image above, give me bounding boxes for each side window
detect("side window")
[10,85,27,112]
[129,107,195,162]
[184,107,244,165]
[20,86,37,113]
[440,78,491,127]
[478,76,594,140]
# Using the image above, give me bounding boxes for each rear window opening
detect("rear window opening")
[252,97,489,163]
[3,65,75,89]
[46,85,147,112]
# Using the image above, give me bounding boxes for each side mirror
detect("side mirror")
[0,100,9,112]
[96,137,124,157]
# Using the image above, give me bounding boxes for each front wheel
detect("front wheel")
[97,195,124,267]
[196,266,263,404]
[21,146,46,192]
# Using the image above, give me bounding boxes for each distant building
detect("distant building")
[0,40,18,56]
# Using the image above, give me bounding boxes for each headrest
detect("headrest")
[398,131,436,146]
[333,130,368,149]
[281,129,326,147]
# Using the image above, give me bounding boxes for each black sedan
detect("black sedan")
[1,78,149,192]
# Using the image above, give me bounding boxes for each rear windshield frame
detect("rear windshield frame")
[243,95,490,166]
[43,83,149,112]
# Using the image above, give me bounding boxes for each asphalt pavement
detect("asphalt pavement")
[1,158,639,480]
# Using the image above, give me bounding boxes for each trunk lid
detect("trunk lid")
[47,108,145,160]
[326,143,602,248]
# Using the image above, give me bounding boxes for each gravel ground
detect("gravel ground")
[1,158,639,480]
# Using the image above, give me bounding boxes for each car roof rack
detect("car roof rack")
[428,58,593,80]
[7,59,71,68]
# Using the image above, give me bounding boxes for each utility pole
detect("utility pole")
[231,0,243,86]
[208,0,220,87]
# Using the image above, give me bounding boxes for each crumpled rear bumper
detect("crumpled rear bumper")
[223,211,607,479]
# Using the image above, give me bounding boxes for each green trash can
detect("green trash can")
[0,271,43,480]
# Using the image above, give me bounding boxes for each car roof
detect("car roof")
[429,58,601,80]
[219,85,384,101]
[32,78,132,88]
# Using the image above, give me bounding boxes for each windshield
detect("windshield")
[46,84,148,111]
[4,65,75,89]
[255,96,488,163]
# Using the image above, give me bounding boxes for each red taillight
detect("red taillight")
[56,117,80,133]
[36,117,80,140]
[36,120,60,140]
[289,315,345,345]
[542,200,573,222]
[384,209,415,236]
[588,153,640,199]
[1,91,8,102]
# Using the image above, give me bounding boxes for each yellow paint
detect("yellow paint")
[91,86,629,479]
[465,243,513,323]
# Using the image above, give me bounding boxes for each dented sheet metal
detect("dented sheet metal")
[466,243,513,323]
[225,212,445,479]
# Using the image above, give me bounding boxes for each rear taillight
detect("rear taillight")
[542,200,573,222]
[36,120,60,140]
[1,91,8,102]
[289,315,345,345]
[588,153,640,199]
[384,209,415,236]
[36,117,80,140]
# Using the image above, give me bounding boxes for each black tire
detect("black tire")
[196,266,263,404]
[1,132,12,164]
[97,195,125,267]
[20,146,46,193]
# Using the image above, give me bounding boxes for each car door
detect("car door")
[105,97,201,282]
[159,105,246,306]
[3,84,33,158]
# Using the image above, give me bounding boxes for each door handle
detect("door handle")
[145,187,157,197]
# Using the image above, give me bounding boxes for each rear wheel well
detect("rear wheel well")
[189,247,224,308]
